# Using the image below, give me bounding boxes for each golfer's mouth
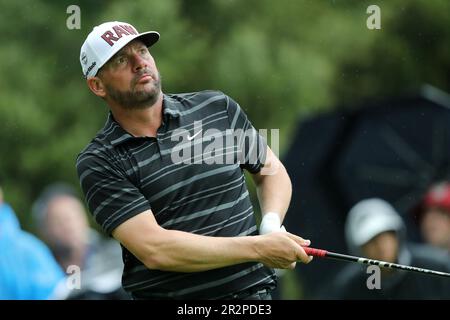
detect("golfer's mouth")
[137,74,153,83]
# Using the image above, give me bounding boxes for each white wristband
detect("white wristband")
[259,212,281,235]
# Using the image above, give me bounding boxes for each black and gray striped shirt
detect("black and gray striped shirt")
[76,90,276,299]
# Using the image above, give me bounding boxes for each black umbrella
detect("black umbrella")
[334,86,450,232]
[283,85,450,298]
[283,111,351,298]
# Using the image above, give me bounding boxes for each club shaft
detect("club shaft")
[303,247,450,278]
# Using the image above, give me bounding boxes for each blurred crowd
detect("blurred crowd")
[0,183,129,300]
[1,181,449,299]
[319,194,450,299]
[312,182,450,299]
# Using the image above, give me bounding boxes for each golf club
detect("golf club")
[303,247,450,278]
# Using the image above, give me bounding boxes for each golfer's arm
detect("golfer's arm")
[112,211,260,272]
[252,146,292,223]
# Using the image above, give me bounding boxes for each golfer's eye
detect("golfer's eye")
[139,48,150,57]
[114,55,127,66]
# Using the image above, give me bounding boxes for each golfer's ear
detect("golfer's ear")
[87,76,106,98]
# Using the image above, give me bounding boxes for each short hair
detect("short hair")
[32,182,79,231]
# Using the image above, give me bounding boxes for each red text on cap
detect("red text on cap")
[101,25,138,46]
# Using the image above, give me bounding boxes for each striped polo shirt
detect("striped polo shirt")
[76,90,276,299]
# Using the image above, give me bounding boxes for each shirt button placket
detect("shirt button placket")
[157,133,164,157]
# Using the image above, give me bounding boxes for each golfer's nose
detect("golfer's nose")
[132,52,148,72]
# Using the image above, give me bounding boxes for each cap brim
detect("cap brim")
[135,31,160,48]
[96,31,160,74]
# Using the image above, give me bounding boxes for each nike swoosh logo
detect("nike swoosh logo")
[187,129,203,141]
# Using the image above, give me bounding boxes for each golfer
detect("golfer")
[77,21,312,300]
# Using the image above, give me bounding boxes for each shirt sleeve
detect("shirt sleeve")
[76,152,151,236]
[224,94,267,174]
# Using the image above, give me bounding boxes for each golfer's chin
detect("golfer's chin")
[131,82,152,93]
[132,86,161,106]
[134,80,160,93]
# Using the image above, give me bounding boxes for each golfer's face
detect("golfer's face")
[99,40,160,94]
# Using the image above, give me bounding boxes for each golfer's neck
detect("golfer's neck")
[111,93,164,138]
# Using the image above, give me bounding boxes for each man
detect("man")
[320,198,450,299]
[416,182,450,252]
[32,183,128,299]
[76,21,312,300]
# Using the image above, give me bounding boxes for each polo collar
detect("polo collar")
[101,94,181,147]
[162,94,182,118]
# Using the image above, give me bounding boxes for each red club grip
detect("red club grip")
[303,247,327,258]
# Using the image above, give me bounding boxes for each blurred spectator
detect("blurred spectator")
[415,182,450,252]
[0,188,67,299]
[32,183,129,299]
[318,198,450,299]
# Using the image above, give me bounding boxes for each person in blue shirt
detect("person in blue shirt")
[0,192,66,300]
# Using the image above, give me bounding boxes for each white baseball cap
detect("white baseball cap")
[80,21,159,79]
[345,198,404,247]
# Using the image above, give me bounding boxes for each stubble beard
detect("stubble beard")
[105,70,162,110]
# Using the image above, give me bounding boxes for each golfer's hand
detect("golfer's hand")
[255,232,313,269]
